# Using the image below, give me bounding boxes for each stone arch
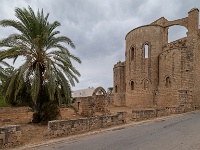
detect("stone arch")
[81,87,109,117]
[168,25,188,43]
[164,8,199,36]
[92,87,107,97]
[164,18,189,29]
[92,87,109,114]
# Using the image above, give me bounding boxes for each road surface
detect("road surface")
[29,111,200,150]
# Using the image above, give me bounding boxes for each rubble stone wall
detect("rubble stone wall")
[132,107,193,121]
[48,112,126,137]
[0,125,21,148]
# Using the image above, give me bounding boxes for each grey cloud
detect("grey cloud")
[0,0,199,91]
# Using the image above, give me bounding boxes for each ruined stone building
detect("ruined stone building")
[113,8,200,109]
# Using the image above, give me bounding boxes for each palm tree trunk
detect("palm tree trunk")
[32,64,44,123]
[32,99,41,123]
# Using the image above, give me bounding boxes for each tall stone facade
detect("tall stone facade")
[113,8,200,109]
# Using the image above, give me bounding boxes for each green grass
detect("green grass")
[0,95,9,107]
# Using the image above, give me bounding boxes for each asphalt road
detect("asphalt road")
[29,111,200,150]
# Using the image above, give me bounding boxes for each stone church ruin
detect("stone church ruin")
[75,87,111,117]
[113,8,200,110]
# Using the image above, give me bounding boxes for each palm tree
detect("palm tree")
[0,6,81,123]
[0,61,12,102]
[0,61,11,83]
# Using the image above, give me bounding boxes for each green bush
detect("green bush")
[39,101,60,124]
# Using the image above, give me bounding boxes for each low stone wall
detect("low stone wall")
[0,125,21,148]
[48,112,126,137]
[132,107,193,121]
[132,110,156,121]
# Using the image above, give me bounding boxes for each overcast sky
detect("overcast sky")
[0,0,199,91]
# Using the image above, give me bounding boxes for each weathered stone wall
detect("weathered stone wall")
[80,95,110,117]
[132,107,193,121]
[0,125,21,148]
[106,94,114,105]
[81,96,95,117]
[190,9,200,108]
[157,38,194,107]
[113,61,126,106]
[132,109,156,121]
[95,95,106,112]
[193,31,200,108]
[124,25,167,107]
[48,112,127,137]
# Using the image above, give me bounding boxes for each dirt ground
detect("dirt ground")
[0,106,133,149]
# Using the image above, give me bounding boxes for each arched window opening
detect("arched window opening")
[144,79,149,90]
[131,81,134,90]
[168,25,188,43]
[144,44,149,58]
[130,47,134,61]
[115,85,118,93]
[96,90,104,95]
[165,77,171,88]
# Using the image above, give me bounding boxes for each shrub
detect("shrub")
[39,101,60,124]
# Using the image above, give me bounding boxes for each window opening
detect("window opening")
[165,77,171,88]
[115,85,118,93]
[131,47,134,61]
[131,81,134,90]
[144,44,148,58]
[144,80,149,90]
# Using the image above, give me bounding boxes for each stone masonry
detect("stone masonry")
[48,112,126,137]
[81,87,110,117]
[113,8,200,109]
[0,125,21,148]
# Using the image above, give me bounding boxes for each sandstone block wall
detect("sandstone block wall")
[113,61,126,106]
[48,112,126,137]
